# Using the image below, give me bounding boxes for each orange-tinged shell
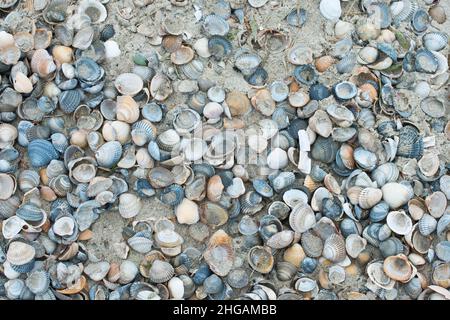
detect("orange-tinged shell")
[206,175,224,202]
[225,91,251,116]
[383,254,414,282]
[251,89,276,116]
[116,96,140,124]
[52,45,73,65]
[162,35,182,52]
[30,48,57,77]
[170,46,194,65]
[283,243,305,267]
[57,275,87,294]
[78,229,93,241]
[315,55,335,72]
[359,83,378,101]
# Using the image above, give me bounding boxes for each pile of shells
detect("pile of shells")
[0,0,448,300]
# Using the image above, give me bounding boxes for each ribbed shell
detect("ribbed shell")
[289,203,316,233]
[27,139,59,167]
[95,141,122,168]
[322,234,346,262]
[301,231,323,258]
[6,241,36,266]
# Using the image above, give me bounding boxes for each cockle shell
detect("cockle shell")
[119,193,142,219]
[387,210,413,235]
[175,198,199,225]
[204,230,234,277]
[115,74,144,96]
[116,96,140,124]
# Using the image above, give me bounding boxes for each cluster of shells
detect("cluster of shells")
[0,0,448,300]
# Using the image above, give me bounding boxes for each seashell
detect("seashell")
[6,241,35,266]
[311,136,339,164]
[295,277,318,294]
[245,67,268,86]
[425,191,446,218]
[358,187,382,209]
[18,170,40,193]
[301,231,323,258]
[415,49,438,74]
[315,55,335,73]
[417,152,440,178]
[162,35,182,53]
[379,237,404,258]
[114,74,143,97]
[193,38,211,58]
[435,241,450,262]
[28,139,59,168]
[411,8,430,34]
[382,182,413,209]
[251,89,275,116]
[432,263,450,288]
[119,193,142,219]
[333,81,358,100]
[116,96,140,124]
[150,73,173,101]
[235,53,261,76]
[200,202,229,227]
[128,235,153,254]
[418,214,437,236]
[85,261,110,281]
[345,234,367,259]
[429,5,446,24]
[77,0,107,24]
[304,84,327,103]
[289,203,316,233]
[25,270,50,295]
[173,109,201,135]
[171,46,195,65]
[118,260,138,284]
[248,0,268,8]
[208,36,232,60]
[309,110,332,138]
[265,148,287,170]
[95,141,122,168]
[204,230,234,276]
[225,91,251,116]
[383,254,414,282]
[175,198,199,225]
[248,246,274,274]
[59,89,82,114]
[319,0,341,21]
[276,261,298,281]
[266,230,294,249]
[0,173,17,201]
[322,234,346,262]
[420,97,446,118]
[287,45,313,65]
[423,32,448,52]
[102,121,131,144]
[203,14,229,36]
[131,120,156,146]
[387,210,413,235]
[293,64,317,86]
[336,52,357,74]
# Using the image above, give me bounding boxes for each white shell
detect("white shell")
[382,182,413,209]
[387,210,413,235]
[320,0,341,21]
[227,177,246,198]
[267,148,288,170]
[168,277,184,299]
[118,193,142,218]
[53,216,75,236]
[175,198,199,225]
